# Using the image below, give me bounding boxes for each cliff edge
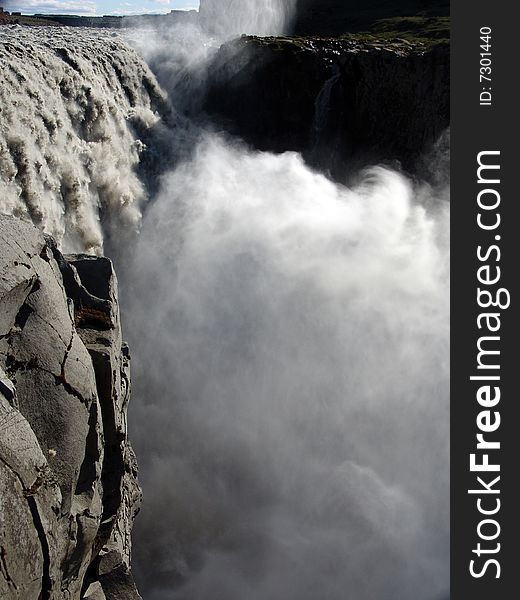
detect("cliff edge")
[204,36,449,178]
[0,215,141,600]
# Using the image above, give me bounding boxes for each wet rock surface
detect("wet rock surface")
[0,215,141,599]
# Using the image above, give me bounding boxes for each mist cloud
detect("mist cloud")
[126,137,450,600]
[198,0,297,37]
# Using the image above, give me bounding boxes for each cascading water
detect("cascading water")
[0,28,166,254]
[199,0,297,38]
[0,3,450,599]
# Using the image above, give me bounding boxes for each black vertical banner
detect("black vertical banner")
[452,1,518,599]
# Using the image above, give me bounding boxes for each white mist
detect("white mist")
[127,137,450,600]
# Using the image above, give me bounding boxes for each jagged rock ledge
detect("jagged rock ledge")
[0,215,141,599]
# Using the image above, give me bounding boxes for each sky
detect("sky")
[3,0,199,15]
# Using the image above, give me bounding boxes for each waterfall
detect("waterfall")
[0,16,450,600]
[199,0,297,37]
[0,27,165,254]
[312,67,342,139]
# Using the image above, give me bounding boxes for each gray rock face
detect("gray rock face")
[0,215,141,599]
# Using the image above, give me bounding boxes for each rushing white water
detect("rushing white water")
[0,7,450,600]
[0,27,165,254]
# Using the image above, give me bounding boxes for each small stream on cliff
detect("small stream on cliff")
[0,2,449,598]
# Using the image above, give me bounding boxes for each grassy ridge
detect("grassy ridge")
[236,14,450,54]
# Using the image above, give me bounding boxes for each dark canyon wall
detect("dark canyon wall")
[204,36,449,177]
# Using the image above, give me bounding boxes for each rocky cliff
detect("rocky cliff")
[204,36,449,178]
[0,215,141,599]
